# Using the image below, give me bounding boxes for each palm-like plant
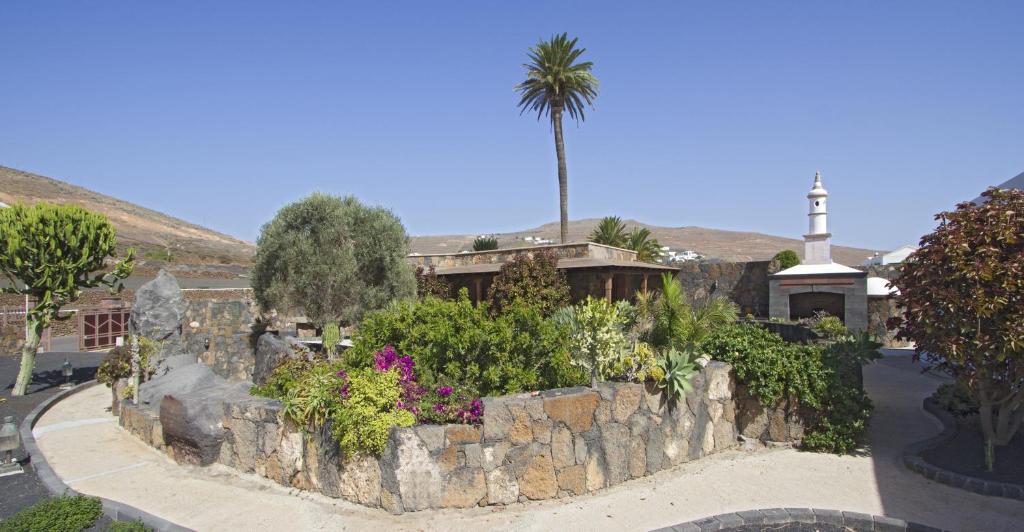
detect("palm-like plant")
[589,216,627,247]
[641,273,738,349]
[626,227,662,263]
[516,33,599,244]
[472,236,499,251]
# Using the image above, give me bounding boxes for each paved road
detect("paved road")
[0,349,107,519]
[29,354,1024,531]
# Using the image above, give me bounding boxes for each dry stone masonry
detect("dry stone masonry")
[117,270,805,514]
[117,360,805,513]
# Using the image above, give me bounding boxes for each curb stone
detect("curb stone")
[650,508,947,532]
[901,397,1024,502]
[19,380,193,532]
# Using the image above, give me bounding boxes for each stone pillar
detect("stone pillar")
[641,273,649,295]
[604,274,613,302]
[474,278,484,304]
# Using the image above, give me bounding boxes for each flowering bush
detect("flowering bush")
[254,346,483,457]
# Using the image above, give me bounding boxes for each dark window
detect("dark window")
[789,292,844,321]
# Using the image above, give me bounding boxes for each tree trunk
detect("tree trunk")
[552,106,569,244]
[978,400,996,471]
[12,317,42,396]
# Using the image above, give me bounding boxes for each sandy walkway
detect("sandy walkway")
[33,356,1024,531]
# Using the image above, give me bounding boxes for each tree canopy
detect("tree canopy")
[0,202,134,395]
[251,193,415,327]
[890,187,1024,470]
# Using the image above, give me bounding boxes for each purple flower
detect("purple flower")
[432,403,445,413]
[436,386,453,398]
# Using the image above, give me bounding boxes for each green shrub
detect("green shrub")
[700,323,826,408]
[106,521,152,532]
[96,336,157,388]
[279,360,348,429]
[772,249,800,269]
[331,368,416,457]
[348,291,583,396]
[701,324,880,454]
[555,296,628,387]
[803,311,848,340]
[606,341,661,382]
[0,495,103,532]
[486,249,570,317]
[932,381,979,418]
[251,357,314,399]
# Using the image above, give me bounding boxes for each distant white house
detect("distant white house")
[0,200,7,208]
[863,245,917,266]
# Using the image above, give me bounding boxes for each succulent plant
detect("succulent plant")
[656,346,699,405]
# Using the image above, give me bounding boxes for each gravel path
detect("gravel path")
[31,355,1024,531]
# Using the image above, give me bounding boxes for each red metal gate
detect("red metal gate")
[78,303,131,351]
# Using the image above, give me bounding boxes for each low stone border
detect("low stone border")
[902,397,1024,501]
[18,380,193,532]
[651,508,945,532]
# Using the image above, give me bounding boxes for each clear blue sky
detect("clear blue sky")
[2,2,1021,251]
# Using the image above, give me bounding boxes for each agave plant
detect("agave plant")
[656,346,699,404]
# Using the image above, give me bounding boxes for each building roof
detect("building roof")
[867,276,900,297]
[432,257,677,276]
[771,262,865,277]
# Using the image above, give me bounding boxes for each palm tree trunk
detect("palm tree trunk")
[552,106,569,244]
[12,317,42,396]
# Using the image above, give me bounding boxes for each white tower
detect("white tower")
[804,171,832,265]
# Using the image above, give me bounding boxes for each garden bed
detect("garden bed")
[920,414,1024,486]
[116,360,801,514]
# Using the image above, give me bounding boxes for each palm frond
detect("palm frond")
[589,216,627,247]
[515,32,599,123]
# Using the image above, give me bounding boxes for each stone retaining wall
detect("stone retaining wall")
[676,261,771,317]
[118,361,805,514]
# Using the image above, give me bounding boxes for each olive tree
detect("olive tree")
[1,203,134,396]
[251,194,415,328]
[890,188,1024,470]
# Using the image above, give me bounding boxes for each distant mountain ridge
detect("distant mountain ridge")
[1,165,881,267]
[410,218,882,265]
[0,165,255,265]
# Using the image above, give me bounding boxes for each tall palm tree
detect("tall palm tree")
[516,33,598,244]
[589,216,627,247]
[625,227,663,263]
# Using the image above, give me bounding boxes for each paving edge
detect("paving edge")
[18,380,194,532]
[650,508,947,532]
[901,397,1024,501]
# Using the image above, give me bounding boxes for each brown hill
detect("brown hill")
[0,165,254,266]
[410,219,882,265]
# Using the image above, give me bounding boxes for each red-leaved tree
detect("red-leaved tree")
[889,187,1024,470]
